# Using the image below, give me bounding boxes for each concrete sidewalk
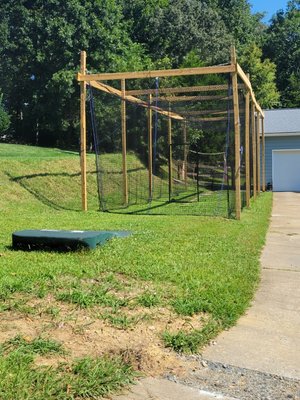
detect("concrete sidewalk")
[112,192,300,399]
[203,192,300,379]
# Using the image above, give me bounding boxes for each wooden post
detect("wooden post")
[121,79,128,204]
[245,75,250,208]
[251,103,257,199]
[148,94,153,200]
[80,50,87,211]
[261,116,266,192]
[168,104,173,201]
[256,111,261,194]
[183,119,188,186]
[231,46,241,220]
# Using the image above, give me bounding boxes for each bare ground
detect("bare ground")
[0,294,203,377]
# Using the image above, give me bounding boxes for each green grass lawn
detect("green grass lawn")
[0,143,272,398]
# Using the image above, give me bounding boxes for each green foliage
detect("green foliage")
[0,0,147,146]
[264,1,300,107]
[0,0,287,147]
[217,0,266,48]
[57,288,128,309]
[0,91,10,134]
[240,44,280,108]
[163,319,220,353]
[124,0,232,65]
[100,311,140,329]
[0,352,135,400]
[1,336,64,356]
[137,291,161,308]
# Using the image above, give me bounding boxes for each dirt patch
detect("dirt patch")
[0,295,203,377]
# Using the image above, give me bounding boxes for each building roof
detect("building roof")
[263,108,300,135]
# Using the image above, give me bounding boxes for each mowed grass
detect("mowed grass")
[0,143,272,397]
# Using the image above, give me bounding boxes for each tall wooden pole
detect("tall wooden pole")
[80,51,87,211]
[121,79,128,205]
[168,104,173,201]
[251,103,257,200]
[148,94,153,200]
[261,116,266,191]
[256,111,261,194]
[231,46,241,220]
[183,119,188,186]
[245,75,250,208]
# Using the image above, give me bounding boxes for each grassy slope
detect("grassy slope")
[0,143,272,397]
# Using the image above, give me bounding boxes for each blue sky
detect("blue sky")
[250,0,289,23]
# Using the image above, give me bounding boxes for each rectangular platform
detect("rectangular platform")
[12,229,131,250]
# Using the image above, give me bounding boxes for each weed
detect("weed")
[100,312,139,329]
[172,297,212,316]
[163,319,220,353]
[57,288,128,309]
[0,351,136,400]
[137,291,161,308]
[1,335,65,356]
[44,306,60,317]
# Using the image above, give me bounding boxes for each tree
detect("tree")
[0,91,10,135]
[123,0,233,66]
[240,44,280,108]
[0,0,147,147]
[263,1,300,107]
[216,0,265,49]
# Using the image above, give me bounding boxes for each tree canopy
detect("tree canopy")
[263,0,300,107]
[0,91,10,135]
[0,0,297,147]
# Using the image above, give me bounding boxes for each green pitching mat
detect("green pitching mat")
[12,229,131,250]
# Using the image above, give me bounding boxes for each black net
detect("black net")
[87,74,249,218]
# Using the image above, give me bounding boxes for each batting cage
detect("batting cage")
[79,48,265,219]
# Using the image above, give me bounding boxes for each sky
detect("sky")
[250,0,289,23]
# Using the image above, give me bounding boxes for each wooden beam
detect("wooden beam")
[148,94,153,200]
[188,116,229,122]
[251,102,257,200]
[126,85,232,96]
[89,80,184,121]
[77,64,235,82]
[245,80,251,208]
[237,64,251,91]
[156,95,233,102]
[231,47,241,220]
[179,109,245,116]
[121,79,128,205]
[80,51,87,211]
[256,110,261,194]
[237,64,264,117]
[261,116,266,192]
[168,106,173,201]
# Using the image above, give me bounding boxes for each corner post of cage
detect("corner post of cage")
[256,110,261,194]
[261,115,266,192]
[80,50,87,211]
[168,103,173,202]
[251,102,257,199]
[183,119,188,186]
[231,46,241,220]
[245,74,251,208]
[121,79,128,205]
[148,94,153,200]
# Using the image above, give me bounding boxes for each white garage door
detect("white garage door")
[273,149,300,192]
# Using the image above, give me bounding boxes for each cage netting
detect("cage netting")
[88,74,248,218]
